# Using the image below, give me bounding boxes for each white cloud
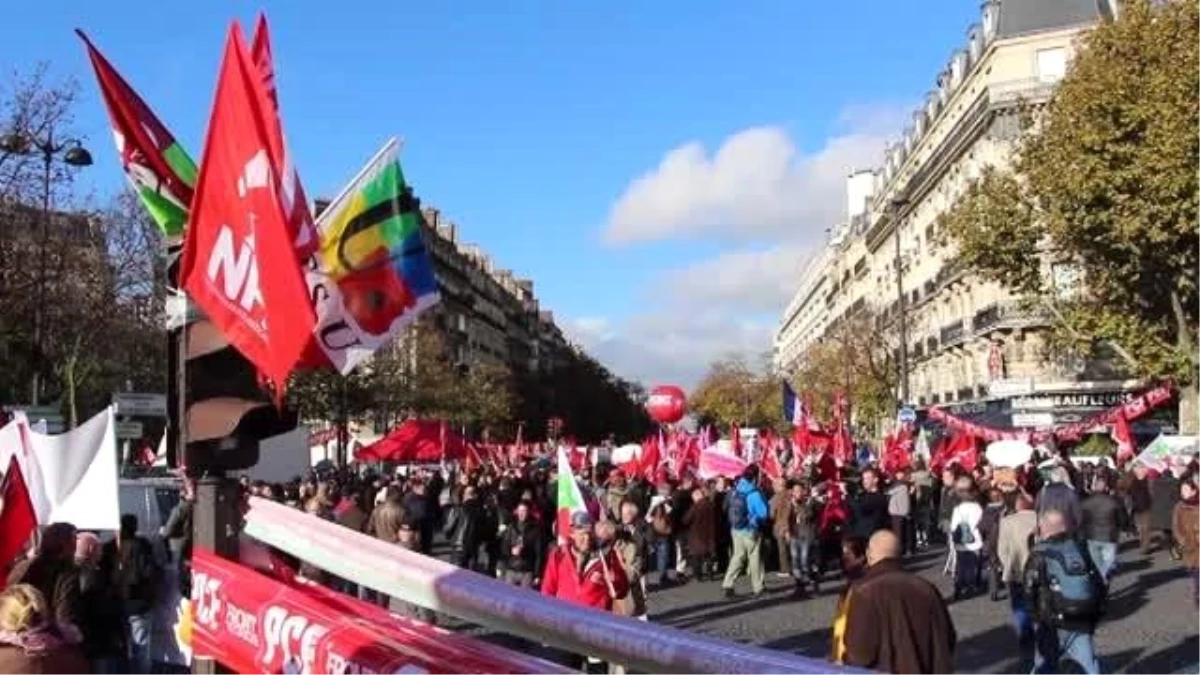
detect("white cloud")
[658,245,813,314]
[603,111,903,246]
[564,313,776,388]
[580,103,906,388]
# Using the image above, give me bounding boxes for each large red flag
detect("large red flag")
[0,456,38,583]
[250,14,318,260]
[179,24,315,394]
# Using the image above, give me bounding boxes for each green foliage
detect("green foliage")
[790,309,898,430]
[1074,433,1116,457]
[937,0,1199,385]
[690,353,787,432]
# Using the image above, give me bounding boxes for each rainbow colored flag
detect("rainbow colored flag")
[301,138,440,373]
[76,30,196,239]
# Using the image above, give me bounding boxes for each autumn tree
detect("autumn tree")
[791,309,898,430]
[689,354,783,431]
[936,0,1199,431]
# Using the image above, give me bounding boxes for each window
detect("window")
[1036,47,1067,83]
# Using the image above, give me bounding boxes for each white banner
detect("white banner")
[0,407,121,531]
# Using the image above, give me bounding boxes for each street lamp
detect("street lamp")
[889,197,911,409]
[0,129,93,406]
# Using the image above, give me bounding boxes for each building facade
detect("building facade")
[421,207,570,378]
[774,0,1172,434]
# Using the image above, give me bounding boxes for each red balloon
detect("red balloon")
[646,385,687,424]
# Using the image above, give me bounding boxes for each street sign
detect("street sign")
[2,405,65,434]
[897,407,917,424]
[113,393,167,417]
[116,421,144,439]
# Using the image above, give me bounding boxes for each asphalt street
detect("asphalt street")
[642,541,1198,673]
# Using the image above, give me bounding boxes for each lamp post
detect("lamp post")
[0,130,92,406]
[889,197,911,409]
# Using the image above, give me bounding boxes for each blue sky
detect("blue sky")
[2,1,981,387]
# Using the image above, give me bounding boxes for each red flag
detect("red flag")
[731,423,743,458]
[178,24,315,394]
[1111,412,1136,463]
[249,14,318,259]
[932,432,979,474]
[0,456,37,583]
[639,435,661,481]
[760,437,783,482]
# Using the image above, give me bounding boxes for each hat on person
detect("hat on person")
[570,511,594,530]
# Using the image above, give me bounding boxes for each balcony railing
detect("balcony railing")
[972,301,1053,334]
[940,320,966,347]
[990,78,1058,106]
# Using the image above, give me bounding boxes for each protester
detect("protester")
[541,512,629,612]
[99,514,161,675]
[1080,473,1125,581]
[887,470,912,555]
[721,466,769,599]
[787,481,820,597]
[978,487,1006,600]
[444,484,488,571]
[997,492,1039,670]
[842,530,956,673]
[769,477,793,577]
[0,584,88,674]
[849,468,891,540]
[1172,478,1199,607]
[681,487,717,582]
[6,523,83,634]
[1024,509,1105,674]
[500,501,542,589]
[830,535,868,664]
[949,479,984,600]
[74,532,123,672]
[1150,469,1182,560]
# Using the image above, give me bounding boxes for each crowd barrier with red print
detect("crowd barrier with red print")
[188,548,571,673]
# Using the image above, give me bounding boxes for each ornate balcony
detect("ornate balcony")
[972,301,1053,335]
[940,320,967,347]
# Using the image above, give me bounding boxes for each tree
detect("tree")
[936,0,1199,431]
[791,309,898,431]
[690,354,782,431]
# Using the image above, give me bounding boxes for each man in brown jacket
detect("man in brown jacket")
[769,478,793,578]
[844,530,956,673]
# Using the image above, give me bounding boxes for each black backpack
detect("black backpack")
[727,490,751,530]
[1034,538,1107,625]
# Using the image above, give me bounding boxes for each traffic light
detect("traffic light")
[166,244,298,475]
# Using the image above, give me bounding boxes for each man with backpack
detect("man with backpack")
[721,465,769,599]
[1023,508,1105,674]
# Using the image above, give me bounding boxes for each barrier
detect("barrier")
[189,549,570,674]
[244,497,866,674]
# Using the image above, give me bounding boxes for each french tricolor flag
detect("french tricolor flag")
[782,381,803,426]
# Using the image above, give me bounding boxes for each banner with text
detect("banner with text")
[188,548,568,674]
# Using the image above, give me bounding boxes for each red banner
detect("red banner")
[188,549,568,674]
[927,384,1173,445]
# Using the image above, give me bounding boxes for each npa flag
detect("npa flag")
[0,456,37,583]
[76,30,197,238]
[179,24,315,394]
[249,15,318,259]
[299,139,440,373]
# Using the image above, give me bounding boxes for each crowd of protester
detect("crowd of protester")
[0,440,1195,674]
